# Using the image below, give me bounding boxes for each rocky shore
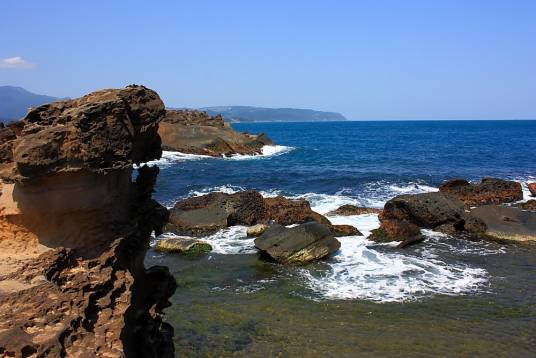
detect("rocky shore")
[160,177,536,263]
[158,109,273,157]
[0,86,175,357]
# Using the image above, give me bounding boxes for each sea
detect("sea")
[145,120,536,357]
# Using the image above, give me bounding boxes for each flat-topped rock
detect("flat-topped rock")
[254,222,341,264]
[470,205,536,243]
[155,237,212,255]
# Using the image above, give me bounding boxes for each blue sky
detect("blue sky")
[1,0,535,119]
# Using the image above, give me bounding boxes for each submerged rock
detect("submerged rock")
[439,178,523,207]
[155,237,212,255]
[254,222,341,264]
[247,223,269,237]
[0,86,175,357]
[326,204,382,216]
[158,109,272,157]
[470,205,536,243]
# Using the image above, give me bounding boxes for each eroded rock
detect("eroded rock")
[439,178,523,207]
[158,109,272,157]
[0,85,175,357]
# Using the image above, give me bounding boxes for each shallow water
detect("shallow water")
[145,120,536,356]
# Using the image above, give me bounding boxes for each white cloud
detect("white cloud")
[0,56,35,69]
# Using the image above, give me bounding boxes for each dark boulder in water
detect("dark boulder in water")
[167,191,267,236]
[254,222,341,264]
[469,205,536,243]
[368,218,423,248]
[382,192,466,229]
[264,196,331,226]
[167,191,361,237]
[439,178,523,207]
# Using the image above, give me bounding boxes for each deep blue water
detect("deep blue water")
[154,120,536,206]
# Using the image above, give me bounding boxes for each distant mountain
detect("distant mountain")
[0,86,61,123]
[200,106,346,123]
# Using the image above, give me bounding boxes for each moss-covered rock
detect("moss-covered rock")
[155,237,212,255]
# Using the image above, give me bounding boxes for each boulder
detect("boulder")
[528,183,536,197]
[325,204,382,216]
[368,219,423,248]
[381,192,466,230]
[470,205,536,243]
[155,237,212,255]
[158,109,273,157]
[264,196,331,226]
[167,191,267,236]
[254,222,341,264]
[439,178,523,207]
[247,223,269,237]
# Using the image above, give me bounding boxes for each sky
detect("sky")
[1,0,535,120]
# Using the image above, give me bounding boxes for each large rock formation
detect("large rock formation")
[166,191,360,237]
[0,86,176,357]
[254,222,341,264]
[439,178,523,207]
[158,109,272,156]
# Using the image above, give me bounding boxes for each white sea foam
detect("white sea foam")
[203,226,256,254]
[141,151,212,168]
[140,144,294,168]
[224,145,295,160]
[301,227,489,302]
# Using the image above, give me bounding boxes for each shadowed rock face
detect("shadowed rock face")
[439,178,523,207]
[158,109,272,157]
[0,86,176,357]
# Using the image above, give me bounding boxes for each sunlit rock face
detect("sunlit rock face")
[0,85,176,357]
